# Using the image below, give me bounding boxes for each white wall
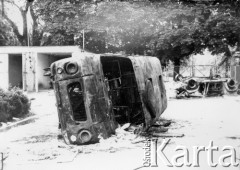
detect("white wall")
[0,54,9,89]
[37,54,71,90]
[37,53,51,89]
[22,52,37,92]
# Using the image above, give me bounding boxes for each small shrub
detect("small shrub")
[0,97,11,122]
[0,87,31,122]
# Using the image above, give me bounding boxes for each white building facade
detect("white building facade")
[0,46,83,92]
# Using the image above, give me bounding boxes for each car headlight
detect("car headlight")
[65,62,78,75]
[227,79,236,89]
[78,130,92,143]
[57,67,63,74]
[187,79,198,89]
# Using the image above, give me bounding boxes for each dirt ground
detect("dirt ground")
[0,89,240,170]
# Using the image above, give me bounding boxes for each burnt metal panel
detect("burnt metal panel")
[128,56,167,127]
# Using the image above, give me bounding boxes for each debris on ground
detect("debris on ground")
[226,136,240,140]
[2,115,183,167]
[115,118,185,140]
[152,132,184,138]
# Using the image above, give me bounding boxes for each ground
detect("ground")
[0,88,240,170]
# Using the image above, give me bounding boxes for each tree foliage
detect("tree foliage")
[37,0,97,46]
[188,0,240,70]
[0,16,11,45]
[2,0,240,76]
[1,0,43,46]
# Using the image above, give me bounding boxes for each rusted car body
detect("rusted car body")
[50,53,167,145]
[175,75,238,98]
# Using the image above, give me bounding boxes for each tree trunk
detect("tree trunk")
[1,0,4,16]
[173,58,180,81]
[30,5,42,46]
[225,47,232,77]
[2,1,42,46]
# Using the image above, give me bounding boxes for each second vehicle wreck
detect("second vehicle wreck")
[175,73,238,98]
[50,52,167,145]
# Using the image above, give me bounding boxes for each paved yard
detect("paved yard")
[0,90,240,170]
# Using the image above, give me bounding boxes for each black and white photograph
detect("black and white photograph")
[0,0,240,169]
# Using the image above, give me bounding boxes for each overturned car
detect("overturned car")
[50,53,167,145]
[175,74,238,98]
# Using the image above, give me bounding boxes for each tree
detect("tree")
[37,0,165,53]
[144,2,205,79]
[34,0,240,79]
[0,17,10,45]
[188,0,240,76]
[2,0,43,46]
[37,0,98,47]
[91,1,214,79]
[0,9,19,46]
[86,1,156,54]
[38,0,207,79]
[149,0,240,79]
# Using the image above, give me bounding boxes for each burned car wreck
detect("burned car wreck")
[175,73,238,98]
[50,53,167,145]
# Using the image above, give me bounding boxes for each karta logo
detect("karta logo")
[143,138,240,168]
